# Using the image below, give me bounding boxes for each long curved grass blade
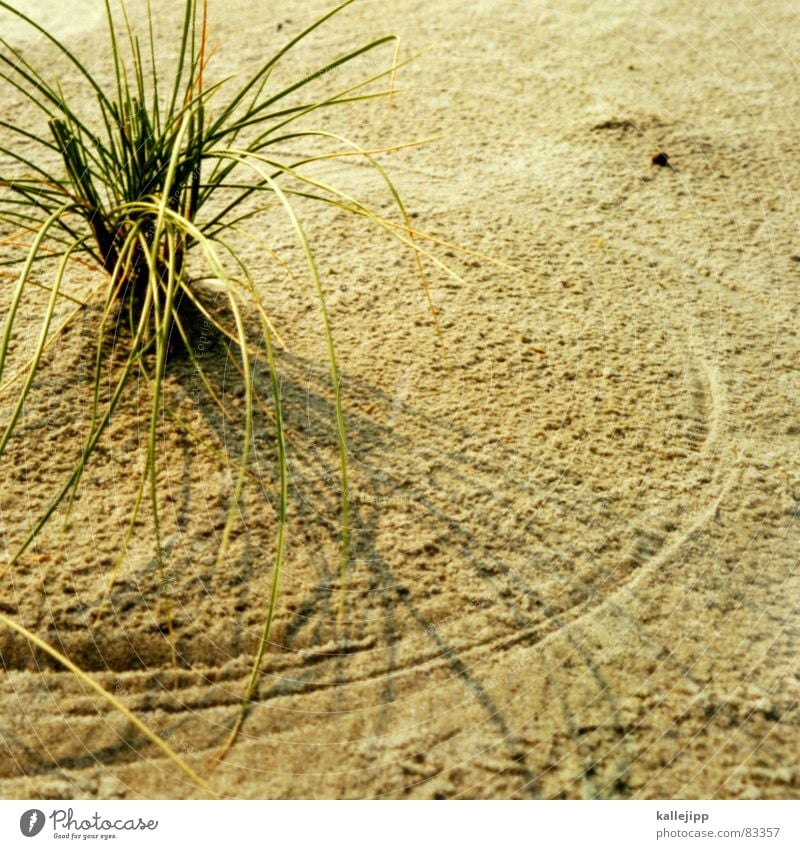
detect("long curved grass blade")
[0,206,71,388]
[143,230,179,668]
[200,53,413,222]
[0,1,116,113]
[0,239,80,456]
[0,0,447,768]
[203,0,359,138]
[221,145,471,310]
[0,302,84,399]
[1,271,156,575]
[0,612,215,794]
[210,281,253,570]
[249,167,350,623]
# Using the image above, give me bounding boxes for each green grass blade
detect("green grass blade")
[0,611,215,794]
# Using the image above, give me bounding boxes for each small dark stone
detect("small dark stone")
[652,151,670,167]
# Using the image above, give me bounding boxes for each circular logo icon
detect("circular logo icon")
[19,810,45,837]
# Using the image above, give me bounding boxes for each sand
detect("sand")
[0,0,798,799]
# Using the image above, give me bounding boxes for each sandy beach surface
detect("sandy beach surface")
[0,0,798,799]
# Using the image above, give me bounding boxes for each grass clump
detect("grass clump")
[0,0,447,786]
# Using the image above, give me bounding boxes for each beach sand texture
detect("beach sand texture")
[0,0,798,798]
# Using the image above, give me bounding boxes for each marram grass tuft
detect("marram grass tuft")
[0,0,471,786]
